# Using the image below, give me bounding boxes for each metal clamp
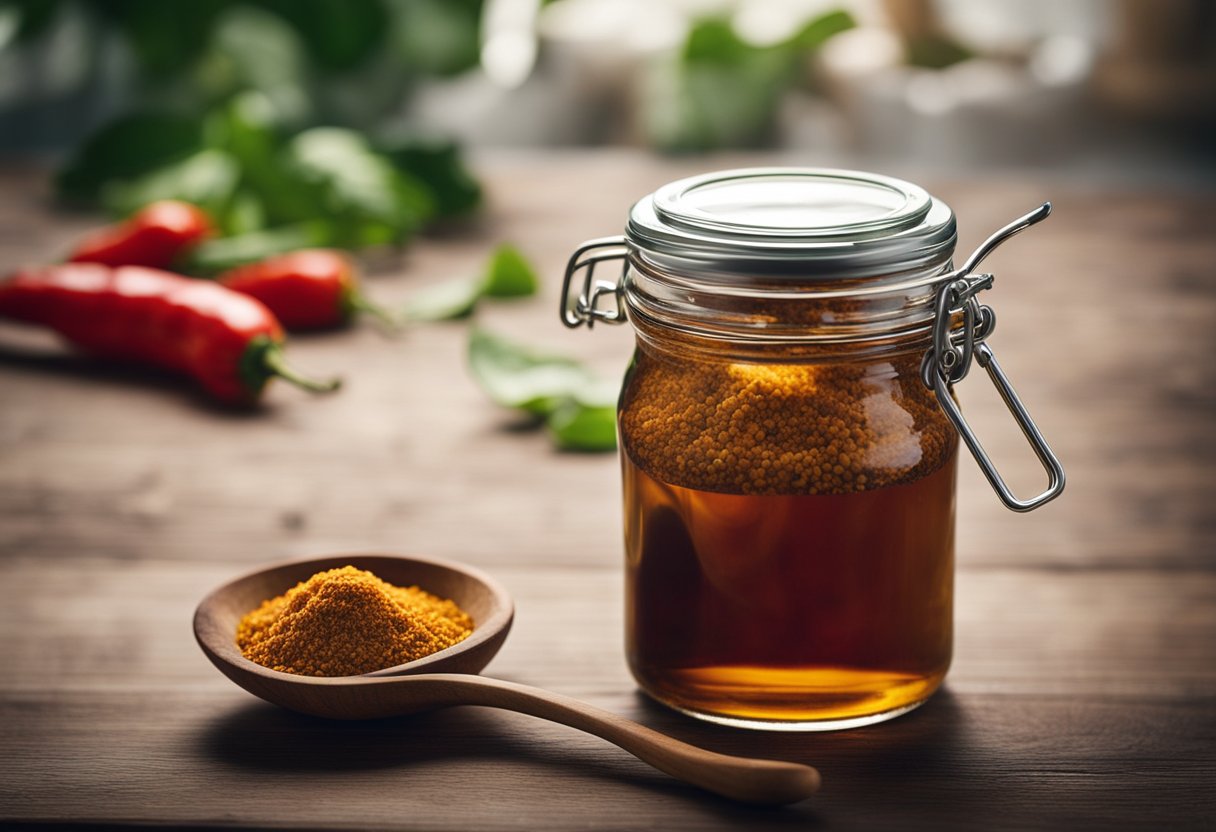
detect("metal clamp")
[560,236,629,329]
[923,202,1065,512]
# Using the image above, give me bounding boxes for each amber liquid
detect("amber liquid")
[623,450,957,727]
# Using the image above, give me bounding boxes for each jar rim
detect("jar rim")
[626,167,957,280]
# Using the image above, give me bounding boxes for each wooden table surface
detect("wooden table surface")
[1,153,1213,831]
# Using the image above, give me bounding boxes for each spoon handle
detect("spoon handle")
[380,674,820,805]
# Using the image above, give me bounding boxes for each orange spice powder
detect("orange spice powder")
[236,566,473,677]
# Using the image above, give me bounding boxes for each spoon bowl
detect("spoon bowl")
[195,553,820,805]
[194,553,514,716]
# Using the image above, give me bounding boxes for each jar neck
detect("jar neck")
[623,250,954,362]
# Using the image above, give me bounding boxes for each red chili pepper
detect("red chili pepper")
[218,249,396,331]
[0,263,339,405]
[69,200,213,270]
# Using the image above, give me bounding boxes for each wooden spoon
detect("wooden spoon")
[194,554,820,806]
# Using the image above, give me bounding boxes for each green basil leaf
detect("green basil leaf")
[481,243,538,298]
[102,0,225,75]
[402,277,482,321]
[378,136,482,218]
[55,111,204,203]
[258,0,389,72]
[786,10,855,51]
[286,127,435,244]
[468,327,594,415]
[648,10,854,152]
[0,0,62,45]
[547,401,617,452]
[204,92,281,167]
[101,148,240,219]
[390,0,483,77]
[200,5,311,125]
[220,190,267,236]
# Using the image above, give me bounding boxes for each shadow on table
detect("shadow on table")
[0,340,303,415]
[197,698,833,825]
[628,686,973,819]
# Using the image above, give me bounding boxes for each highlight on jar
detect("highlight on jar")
[560,168,1066,731]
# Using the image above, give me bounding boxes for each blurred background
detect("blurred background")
[1,0,1213,197]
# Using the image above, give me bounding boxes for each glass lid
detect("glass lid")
[627,168,957,279]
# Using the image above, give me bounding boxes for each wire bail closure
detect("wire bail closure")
[921,203,1065,512]
[560,236,629,329]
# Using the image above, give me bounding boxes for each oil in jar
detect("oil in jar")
[619,351,958,728]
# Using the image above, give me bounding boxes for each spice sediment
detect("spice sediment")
[620,349,954,496]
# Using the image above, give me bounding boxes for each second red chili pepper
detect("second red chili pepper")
[218,249,397,331]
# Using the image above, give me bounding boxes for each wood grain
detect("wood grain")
[0,154,1214,830]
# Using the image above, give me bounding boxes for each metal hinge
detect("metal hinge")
[922,203,1066,512]
[559,236,629,329]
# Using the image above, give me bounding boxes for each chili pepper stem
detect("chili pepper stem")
[241,335,341,396]
[262,345,342,393]
[344,290,401,332]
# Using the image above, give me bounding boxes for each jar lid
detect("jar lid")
[626,168,957,279]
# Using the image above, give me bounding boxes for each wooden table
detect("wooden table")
[1,153,1213,831]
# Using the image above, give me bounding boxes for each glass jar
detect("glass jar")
[561,169,1064,731]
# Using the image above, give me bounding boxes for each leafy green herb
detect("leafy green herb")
[258,0,389,72]
[468,328,591,415]
[200,6,312,126]
[391,0,483,77]
[99,0,227,76]
[905,34,974,70]
[55,112,205,203]
[644,9,854,151]
[378,137,481,218]
[467,328,618,452]
[403,244,539,322]
[285,127,435,246]
[481,244,538,297]
[0,0,63,46]
[185,222,336,273]
[547,400,617,452]
[220,190,268,236]
[101,148,241,219]
[402,277,483,322]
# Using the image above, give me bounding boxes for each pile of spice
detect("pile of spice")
[620,351,955,496]
[237,566,473,677]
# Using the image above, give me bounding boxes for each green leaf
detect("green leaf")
[481,244,538,298]
[101,148,240,219]
[403,244,537,321]
[0,0,61,46]
[256,0,389,71]
[682,17,752,66]
[101,0,226,75]
[378,136,482,218]
[647,10,854,152]
[185,221,336,273]
[286,127,435,245]
[402,277,482,322]
[547,401,617,452]
[786,10,855,51]
[468,328,594,416]
[204,92,281,166]
[220,190,267,236]
[198,5,311,125]
[905,34,973,70]
[389,0,483,77]
[55,111,205,203]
